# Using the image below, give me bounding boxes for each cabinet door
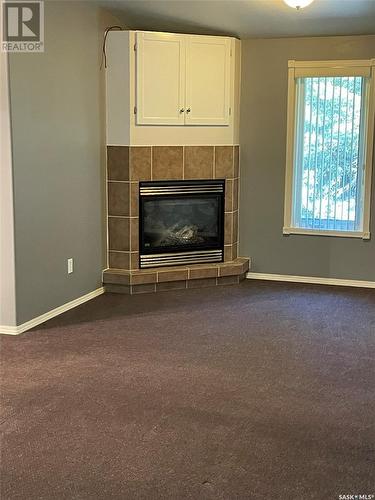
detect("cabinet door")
[185,36,231,126]
[136,32,185,125]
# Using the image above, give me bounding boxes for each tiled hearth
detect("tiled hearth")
[104,144,250,294]
[104,259,249,294]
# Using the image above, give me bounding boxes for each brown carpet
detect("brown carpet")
[1,281,374,499]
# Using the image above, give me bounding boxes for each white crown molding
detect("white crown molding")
[0,287,105,336]
[246,272,375,289]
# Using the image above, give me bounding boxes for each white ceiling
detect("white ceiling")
[100,0,375,38]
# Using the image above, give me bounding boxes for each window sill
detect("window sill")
[283,227,370,240]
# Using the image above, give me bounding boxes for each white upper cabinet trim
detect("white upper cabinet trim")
[136,31,232,127]
[185,36,231,126]
[136,32,186,126]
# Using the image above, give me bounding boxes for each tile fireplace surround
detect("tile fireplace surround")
[103,145,250,294]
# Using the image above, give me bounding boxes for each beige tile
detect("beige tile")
[217,275,240,285]
[129,147,151,181]
[234,145,240,178]
[103,271,130,285]
[233,212,238,243]
[215,146,234,178]
[233,178,239,211]
[238,257,250,274]
[188,265,218,279]
[219,263,243,277]
[105,284,131,294]
[224,245,233,262]
[130,182,139,216]
[130,218,139,251]
[232,242,238,260]
[108,217,129,251]
[225,179,233,212]
[108,251,130,270]
[157,267,188,282]
[130,252,139,270]
[187,277,217,289]
[107,146,129,181]
[130,271,157,285]
[184,146,214,179]
[224,212,233,245]
[152,146,183,180]
[156,281,187,291]
[108,182,129,217]
[131,283,156,294]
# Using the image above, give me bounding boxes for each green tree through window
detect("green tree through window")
[297,76,363,231]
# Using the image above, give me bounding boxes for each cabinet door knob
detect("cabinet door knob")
[179,108,185,113]
[186,108,191,113]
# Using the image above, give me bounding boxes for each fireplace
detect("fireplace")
[139,180,225,268]
[104,145,250,293]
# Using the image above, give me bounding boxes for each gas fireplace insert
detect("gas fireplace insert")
[139,180,225,268]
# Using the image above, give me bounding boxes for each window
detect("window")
[284,59,375,239]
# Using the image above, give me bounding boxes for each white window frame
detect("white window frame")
[283,59,375,240]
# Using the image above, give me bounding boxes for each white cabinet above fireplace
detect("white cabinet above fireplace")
[136,32,186,126]
[136,32,231,126]
[105,30,240,146]
[185,36,231,126]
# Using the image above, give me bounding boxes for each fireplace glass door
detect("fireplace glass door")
[139,180,225,267]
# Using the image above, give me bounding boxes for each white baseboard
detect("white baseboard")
[246,272,375,289]
[0,287,105,336]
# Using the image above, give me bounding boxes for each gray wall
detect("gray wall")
[1,53,17,327]
[8,2,118,324]
[239,35,375,281]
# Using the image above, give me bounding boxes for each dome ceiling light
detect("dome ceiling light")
[283,0,315,9]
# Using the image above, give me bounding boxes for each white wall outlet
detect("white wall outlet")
[67,258,74,274]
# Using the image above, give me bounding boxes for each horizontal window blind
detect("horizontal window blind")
[293,76,365,232]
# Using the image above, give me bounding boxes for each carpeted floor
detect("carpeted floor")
[0,280,374,499]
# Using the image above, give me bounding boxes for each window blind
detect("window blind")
[293,76,365,232]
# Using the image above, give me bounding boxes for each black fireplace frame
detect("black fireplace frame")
[139,179,225,267]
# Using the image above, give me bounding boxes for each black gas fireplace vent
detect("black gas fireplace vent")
[139,180,225,268]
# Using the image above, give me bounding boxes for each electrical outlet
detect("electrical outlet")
[67,258,74,274]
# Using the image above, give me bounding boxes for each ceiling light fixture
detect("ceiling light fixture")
[283,0,315,9]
